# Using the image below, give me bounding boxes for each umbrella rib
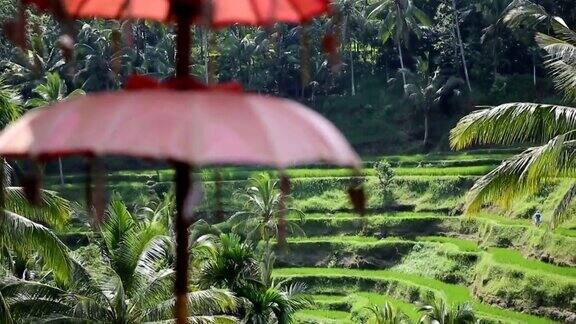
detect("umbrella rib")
[75,0,90,17]
[286,0,305,21]
[117,0,131,19]
[249,0,263,25]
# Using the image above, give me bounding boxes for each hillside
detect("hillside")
[47,151,576,323]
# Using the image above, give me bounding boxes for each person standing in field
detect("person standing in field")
[533,210,543,227]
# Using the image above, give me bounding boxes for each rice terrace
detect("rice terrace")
[0,0,576,323]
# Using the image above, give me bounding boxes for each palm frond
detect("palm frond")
[4,187,70,230]
[0,81,22,128]
[464,134,576,216]
[450,103,576,150]
[0,292,13,324]
[551,181,576,228]
[536,33,576,103]
[142,288,237,321]
[0,211,72,282]
[502,0,551,30]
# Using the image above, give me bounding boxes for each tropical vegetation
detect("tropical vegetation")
[0,0,575,323]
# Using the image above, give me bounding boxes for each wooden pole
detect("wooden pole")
[174,8,192,323]
[174,162,191,324]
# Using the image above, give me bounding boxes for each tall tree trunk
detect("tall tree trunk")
[452,0,472,92]
[423,107,430,148]
[533,54,537,86]
[350,41,356,96]
[58,158,65,185]
[397,42,407,92]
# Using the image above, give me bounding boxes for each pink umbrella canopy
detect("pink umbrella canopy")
[23,0,330,27]
[0,84,363,323]
[0,90,360,169]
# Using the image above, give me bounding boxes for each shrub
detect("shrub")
[374,159,396,205]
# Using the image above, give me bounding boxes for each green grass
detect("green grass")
[295,309,353,323]
[275,267,555,323]
[46,161,497,188]
[288,236,382,243]
[489,248,576,278]
[394,165,496,176]
[417,236,481,252]
[293,211,446,221]
[366,150,515,164]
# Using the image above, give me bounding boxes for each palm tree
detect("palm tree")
[1,188,73,283]
[450,0,472,91]
[450,1,576,228]
[244,248,311,323]
[26,72,85,186]
[368,0,431,90]
[0,80,22,127]
[364,302,410,324]
[196,235,311,323]
[0,32,65,97]
[480,0,513,82]
[417,293,476,324]
[228,173,305,246]
[403,57,462,148]
[2,195,238,323]
[0,79,73,284]
[195,233,260,293]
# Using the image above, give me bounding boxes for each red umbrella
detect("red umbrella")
[0,78,362,323]
[23,0,330,27]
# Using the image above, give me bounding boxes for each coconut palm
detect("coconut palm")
[2,195,238,323]
[480,0,514,82]
[241,248,311,324]
[0,79,73,283]
[0,80,22,128]
[196,235,310,324]
[417,293,476,324]
[450,0,472,92]
[26,72,85,185]
[368,0,431,90]
[450,3,576,228]
[195,233,260,293]
[228,173,305,246]
[403,57,463,148]
[1,188,72,282]
[0,33,65,97]
[364,301,410,324]
[0,276,72,323]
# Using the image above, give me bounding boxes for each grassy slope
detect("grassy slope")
[489,248,576,277]
[276,267,554,324]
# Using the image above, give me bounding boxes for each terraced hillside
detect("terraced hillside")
[45,151,576,323]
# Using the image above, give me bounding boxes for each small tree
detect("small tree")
[417,293,476,324]
[403,58,462,148]
[364,302,410,324]
[228,173,305,245]
[374,159,396,205]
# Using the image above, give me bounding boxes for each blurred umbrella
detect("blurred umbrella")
[0,90,359,168]
[0,78,362,323]
[23,0,330,27]
[15,0,335,83]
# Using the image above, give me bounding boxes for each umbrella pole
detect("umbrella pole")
[174,10,192,323]
[174,162,191,324]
